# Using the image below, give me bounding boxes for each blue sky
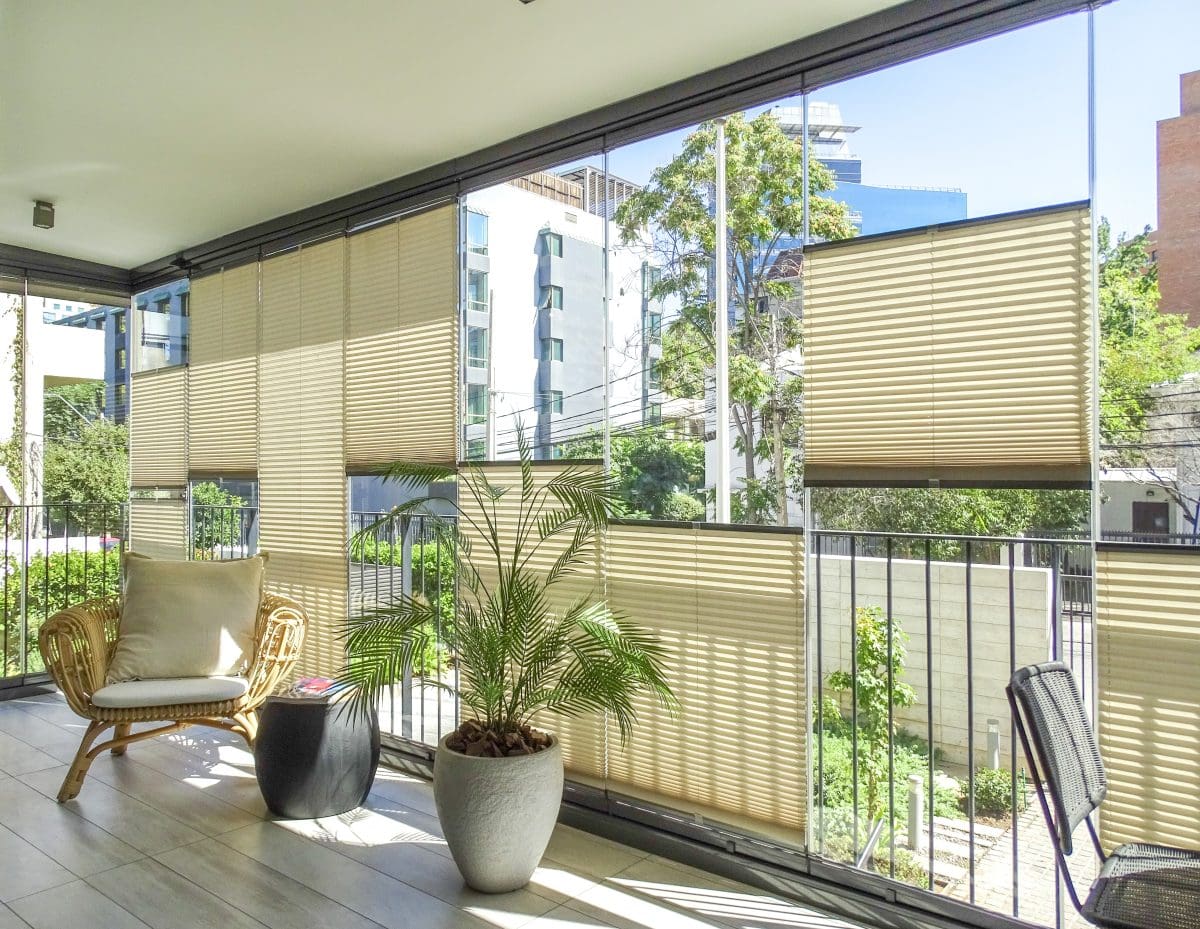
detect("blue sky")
[590,0,1200,240]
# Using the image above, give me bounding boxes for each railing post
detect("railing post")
[907,775,923,852]
[400,520,414,741]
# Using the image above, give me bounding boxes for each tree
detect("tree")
[44,382,105,444]
[560,427,704,519]
[41,419,128,518]
[190,481,248,554]
[1096,219,1200,528]
[827,606,916,827]
[812,487,1090,543]
[616,112,855,526]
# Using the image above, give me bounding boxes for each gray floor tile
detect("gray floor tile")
[0,776,143,876]
[0,903,28,929]
[0,731,61,778]
[86,858,270,929]
[543,826,649,880]
[10,879,150,929]
[0,826,75,903]
[314,817,558,927]
[19,766,206,856]
[156,838,382,929]
[217,821,493,929]
[85,753,260,836]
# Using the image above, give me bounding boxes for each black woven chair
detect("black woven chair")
[1008,662,1200,929]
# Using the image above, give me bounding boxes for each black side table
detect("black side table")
[253,695,380,819]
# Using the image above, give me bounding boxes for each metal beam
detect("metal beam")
[0,243,132,301]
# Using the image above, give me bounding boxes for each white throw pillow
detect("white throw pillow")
[106,553,267,683]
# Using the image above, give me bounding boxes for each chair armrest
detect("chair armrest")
[38,598,121,716]
[243,593,308,704]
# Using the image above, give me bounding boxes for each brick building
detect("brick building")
[1157,70,1200,325]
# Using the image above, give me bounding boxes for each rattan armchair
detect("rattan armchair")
[39,593,307,802]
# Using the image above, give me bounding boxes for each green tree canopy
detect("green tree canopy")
[1097,219,1200,459]
[616,111,855,525]
[41,419,128,519]
[561,427,704,520]
[44,382,105,444]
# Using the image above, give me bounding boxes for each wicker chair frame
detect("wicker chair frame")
[38,593,307,802]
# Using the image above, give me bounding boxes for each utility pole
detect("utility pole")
[714,117,731,523]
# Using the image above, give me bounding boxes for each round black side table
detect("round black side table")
[253,695,380,819]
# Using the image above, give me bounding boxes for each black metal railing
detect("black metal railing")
[0,503,127,687]
[810,529,1094,929]
[349,511,457,747]
[189,504,258,560]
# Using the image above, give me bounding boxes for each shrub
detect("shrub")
[827,606,917,822]
[962,766,1027,818]
[2,549,122,676]
[661,491,705,522]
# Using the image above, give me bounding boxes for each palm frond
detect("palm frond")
[377,460,457,488]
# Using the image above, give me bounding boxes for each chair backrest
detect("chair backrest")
[1008,662,1106,856]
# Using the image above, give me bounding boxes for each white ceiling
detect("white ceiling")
[0,0,902,269]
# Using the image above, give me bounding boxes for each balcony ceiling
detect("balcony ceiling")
[0,0,903,271]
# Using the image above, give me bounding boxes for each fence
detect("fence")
[0,503,127,686]
[810,529,1095,928]
[349,511,457,746]
[189,504,258,560]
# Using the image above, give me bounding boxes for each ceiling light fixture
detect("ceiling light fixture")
[33,200,55,229]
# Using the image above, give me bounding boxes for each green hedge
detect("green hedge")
[2,549,122,676]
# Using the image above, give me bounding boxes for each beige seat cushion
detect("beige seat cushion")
[106,553,266,683]
[92,676,250,709]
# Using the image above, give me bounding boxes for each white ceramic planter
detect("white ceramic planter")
[433,733,563,893]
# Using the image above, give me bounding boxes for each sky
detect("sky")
[560,0,1200,241]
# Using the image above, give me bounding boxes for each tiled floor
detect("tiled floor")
[0,692,862,929]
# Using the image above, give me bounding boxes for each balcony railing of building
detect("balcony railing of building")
[809,529,1095,929]
[0,503,127,689]
[349,511,457,746]
[189,504,258,560]
[352,514,1110,929]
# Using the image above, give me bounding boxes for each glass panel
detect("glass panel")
[132,278,190,371]
[466,270,489,314]
[189,478,259,560]
[466,327,489,368]
[466,210,488,255]
[540,285,563,310]
[466,383,488,424]
[540,338,563,361]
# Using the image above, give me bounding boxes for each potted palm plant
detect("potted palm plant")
[337,434,675,893]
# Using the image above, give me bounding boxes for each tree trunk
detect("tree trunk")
[773,408,788,527]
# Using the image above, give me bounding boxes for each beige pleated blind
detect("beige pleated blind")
[605,524,807,836]
[458,462,607,777]
[804,204,1092,485]
[1096,547,1200,850]
[345,205,458,468]
[129,367,187,486]
[188,264,259,474]
[128,499,187,559]
[258,239,348,678]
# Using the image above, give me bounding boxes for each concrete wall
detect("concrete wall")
[0,290,105,504]
[815,553,1052,770]
[1100,473,1181,534]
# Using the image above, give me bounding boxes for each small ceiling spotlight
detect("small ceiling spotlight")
[32,200,55,229]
